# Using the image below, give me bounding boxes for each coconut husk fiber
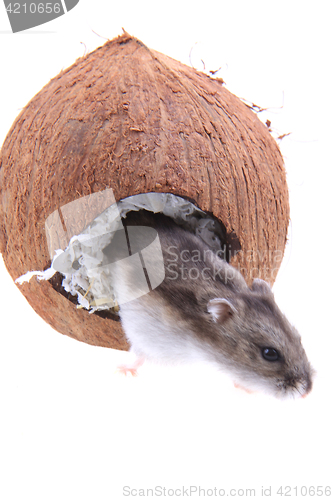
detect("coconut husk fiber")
[0,32,289,349]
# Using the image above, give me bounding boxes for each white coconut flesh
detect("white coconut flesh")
[16,193,225,315]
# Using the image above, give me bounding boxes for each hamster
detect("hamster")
[109,210,313,398]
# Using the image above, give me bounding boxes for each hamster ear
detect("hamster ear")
[251,279,274,296]
[207,298,237,323]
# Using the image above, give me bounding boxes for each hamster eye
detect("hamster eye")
[261,347,280,362]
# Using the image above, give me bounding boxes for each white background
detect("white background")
[0,1,332,499]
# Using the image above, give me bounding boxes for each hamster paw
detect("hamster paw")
[116,357,145,377]
[234,382,255,394]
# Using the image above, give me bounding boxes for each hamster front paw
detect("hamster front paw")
[116,356,145,376]
[234,382,255,394]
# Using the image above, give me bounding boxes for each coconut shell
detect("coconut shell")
[0,32,289,349]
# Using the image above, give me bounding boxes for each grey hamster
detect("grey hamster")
[109,210,313,397]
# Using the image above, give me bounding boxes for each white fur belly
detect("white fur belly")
[119,299,209,365]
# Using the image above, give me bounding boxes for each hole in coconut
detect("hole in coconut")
[18,192,241,321]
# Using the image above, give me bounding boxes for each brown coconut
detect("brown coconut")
[0,32,289,349]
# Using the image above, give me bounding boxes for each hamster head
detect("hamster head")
[207,279,313,398]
